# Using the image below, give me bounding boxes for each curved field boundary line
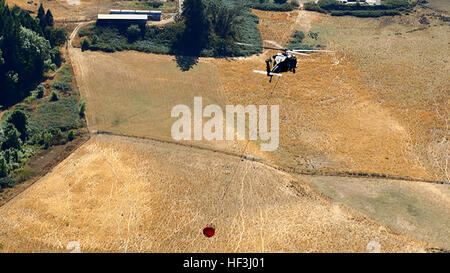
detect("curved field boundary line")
[95,131,450,185]
[95,130,268,163]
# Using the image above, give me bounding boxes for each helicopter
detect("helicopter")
[236,40,333,82]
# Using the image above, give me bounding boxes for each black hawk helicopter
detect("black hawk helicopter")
[236,40,333,82]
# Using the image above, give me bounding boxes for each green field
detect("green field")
[301,175,450,249]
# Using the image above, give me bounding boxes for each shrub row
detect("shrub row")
[305,0,411,17]
[244,0,298,11]
[330,9,401,17]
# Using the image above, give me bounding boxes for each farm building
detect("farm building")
[109,9,162,21]
[97,14,149,25]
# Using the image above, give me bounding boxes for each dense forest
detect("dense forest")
[0,1,81,191]
[0,0,67,107]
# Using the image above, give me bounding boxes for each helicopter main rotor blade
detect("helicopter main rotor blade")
[287,50,309,56]
[235,42,256,47]
[290,49,334,53]
[236,42,334,53]
[264,40,284,49]
[235,42,284,51]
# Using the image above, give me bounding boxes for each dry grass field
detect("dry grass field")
[0,134,427,252]
[71,50,227,138]
[0,6,448,252]
[304,8,449,181]
[7,0,114,21]
[69,48,266,157]
[212,10,446,180]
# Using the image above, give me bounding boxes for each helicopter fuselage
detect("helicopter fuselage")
[266,52,297,76]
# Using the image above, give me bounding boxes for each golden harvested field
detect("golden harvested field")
[212,10,444,180]
[70,48,266,157]
[305,9,449,181]
[71,50,226,139]
[71,10,448,181]
[0,7,448,252]
[0,134,428,252]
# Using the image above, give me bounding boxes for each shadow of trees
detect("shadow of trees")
[173,55,199,71]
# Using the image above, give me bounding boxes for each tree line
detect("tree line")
[0,0,67,107]
[173,0,257,56]
[304,0,412,17]
[81,0,262,58]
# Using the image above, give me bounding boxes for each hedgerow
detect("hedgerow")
[304,0,411,17]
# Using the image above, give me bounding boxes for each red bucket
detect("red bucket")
[203,225,215,238]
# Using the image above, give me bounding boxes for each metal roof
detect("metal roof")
[98,14,148,20]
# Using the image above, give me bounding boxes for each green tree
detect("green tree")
[49,90,58,101]
[67,130,74,141]
[47,27,67,47]
[42,131,52,149]
[2,123,21,150]
[18,26,53,79]
[179,0,210,54]
[0,155,8,178]
[274,0,287,3]
[5,109,28,141]
[36,84,44,98]
[81,38,90,51]
[37,3,46,30]
[0,2,60,106]
[79,100,86,118]
[292,31,305,41]
[91,35,98,45]
[206,0,242,39]
[126,24,141,42]
[50,47,61,67]
[0,48,4,66]
[45,9,54,27]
